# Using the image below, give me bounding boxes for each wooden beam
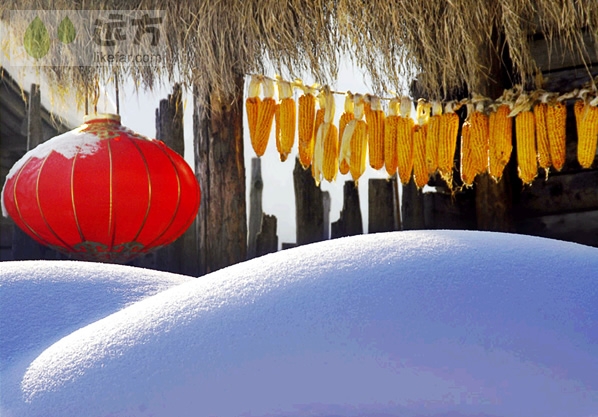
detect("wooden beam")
[331,180,363,239]
[247,158,263,259]
[195,77,247,274]
[12,84,48,260]
[368,177,400,234]
[256,213,277,257]
[293,157,324,245]
[401,178,425,230]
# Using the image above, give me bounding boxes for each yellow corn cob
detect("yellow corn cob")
[460,119,475,186]
[274,105,283,160]
[438,102,460,185]
[411,99,432,187]
[275,78,296,162]
[313,87,338,184]
[515,110,538,184]
[534,101,551,169]
[412,125,428,188]
[346,94,368,184]
[246,75,262,156]
[350,120,368,184]
[322,124,339,182]
[311,94,326,179]
[469,106,490,176]
[248,77,277,157]
[366,95,385,170]
[575,99,598,169]
[338,93,355,175]
[546,101,567,171]
[297,85,317,168]
[425,101,442,175]
[488,104,513,181]
[384,98,400,176]
[396,97,414,185]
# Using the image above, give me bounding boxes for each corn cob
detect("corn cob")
[275,78,296,162]
[311,93,327,179]
[366,95,385,170]
[534,99,551,170]
[384,98,400,176]
[412,125,428,188]
[342,94,368,184]
[252,77,277,157]
[575,97,598,168]
[313,87,339,184]
[469,102,490,176]
[396,96,414,184]
[546,100,567,171]
[412,100,431,188]
[515,108,538,184]
[297,83,317,168]
[460,115,475,186]
[438,101,460,185]
[338,92,355,175]
[246,75,263,156]
[425,101,442,175]
[488,103,513,181]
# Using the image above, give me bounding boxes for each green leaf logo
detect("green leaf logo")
[57,16,76,44]
[24,16,50,59]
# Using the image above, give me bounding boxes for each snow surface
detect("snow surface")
[1,231,598,417]
[0,261,190,376]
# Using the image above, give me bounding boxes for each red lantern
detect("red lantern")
[1,114,200,263]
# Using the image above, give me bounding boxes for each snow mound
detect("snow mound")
[0,260,191,370]
[5,231,598,417]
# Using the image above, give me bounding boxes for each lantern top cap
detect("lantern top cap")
[83,113,121,124]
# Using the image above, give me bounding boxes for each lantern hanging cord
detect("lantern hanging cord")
[115,72,120,115]
[92,75,100,115]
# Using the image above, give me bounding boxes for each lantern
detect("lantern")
[1,114,200,263]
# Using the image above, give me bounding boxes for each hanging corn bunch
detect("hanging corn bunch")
[425,101,442,176]
[437,101,460,186]
[574,92,598,169]
[413,99,432,188]
[488,97,513,181]
[339,93,368,185]
[274,77,296,162]
[312,87,339,184]
[297,82,318,168]
[384,97,400,176]
[338,92,355,175]
[534,92,552,171]
[546,97,568,171]
[511,93,538,184]
[365,95,385,170]
[471,97,490,175]
[246,76,277,157]
[396,96,414,185]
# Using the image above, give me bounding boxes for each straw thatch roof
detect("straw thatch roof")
[1,1,597,104]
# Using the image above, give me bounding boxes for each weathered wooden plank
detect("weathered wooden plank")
[531,31,597,73]
[247,158,263,259]
[475,173,515,232]
[293,157,324,245]
[195,77,247,274]
[401,178,425,230]
[12,84,46,261]
[423,189,477,230]
[256,213,277,257]
[368,177,400,234]
[322,191,331,240]
[152,83,197,275]
[515,170,598,217]
[331,180,362,239]
[516,210,598,248]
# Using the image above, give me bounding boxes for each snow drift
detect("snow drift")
[3,231,598,417]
